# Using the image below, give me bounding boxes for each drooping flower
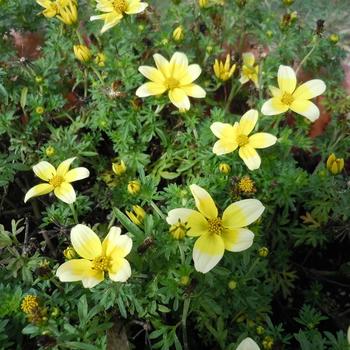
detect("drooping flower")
[24,157,89,204]
[239,52,259,88]
[210,109,277,170]
[236,337,260,350]
[136,52,206,110]
[166,185,264,273]
[213,54,236,81]
[261,65,326,121]
[90,0,148,34]
[326,153,344,175]
[56,224,132,288]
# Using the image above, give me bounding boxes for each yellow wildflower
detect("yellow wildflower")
[90,0,148,34]
[63,246,77,260]
[326,153,344,175]
[198,0,208,6]
[45,146,55,157]
[213,54,236,81]
[36,0,67,18]
[73,45,91,63]
[239,52,259,88]
[24,157,89,204]
[211,109,277,170]
[128,180,141,194]
[166,184,264,273]
[169,221,188,240]
[173,26,184,42]
[136,52,206,110]
[112,160,126,175]
[95,52,106,67]
[126,205,146,225]
[21,295,39,314]
[56,0,77,25]
[261,65,326,121]
[236,338,260,350]
[56,224,132,288]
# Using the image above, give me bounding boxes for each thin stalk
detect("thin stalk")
[150,201,166,220]
[178,241,185,264]
[182,298,191,350]
[296,40,318,75]
[224,82,241,113]
[69,203,78,224]
[83,68,88,99]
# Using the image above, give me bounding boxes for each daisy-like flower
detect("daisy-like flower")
[239,52,259,88]
[237,337,260,350]
[136,52,206,110]
[213,54,236,81]
[90,0,148,34]
[166,185,264,273]
[56,225,132,288]
[24,157,89,204]
[261,65,326,121]
[210,109,277,170]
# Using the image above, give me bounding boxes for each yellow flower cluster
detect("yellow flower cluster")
[37,0,77,25]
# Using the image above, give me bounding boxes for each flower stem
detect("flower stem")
[150,200,166,220]
[296,39,318,75]
[69,203,78,224]
[182,298,191,350]
[178,241,185,264]
[224,82,241,113]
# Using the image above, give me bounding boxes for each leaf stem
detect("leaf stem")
[182,298,190,350]
[69,203,78,224]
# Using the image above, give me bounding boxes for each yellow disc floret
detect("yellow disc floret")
[50,175,64,188]
[21,295,39,314]
[113,0,127,12]
[236,134,249,147]
[281,92,294,105]
[92,256,111,272]
[207,217,223,235]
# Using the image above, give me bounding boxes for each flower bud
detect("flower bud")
[21,295,39,314]
[126,205,146,225]
[329,34,339,44]
[198,0,208,8]
[57,1,78,25]
[228,280,237,289]
[282,0,294,5]
[73,45,91,63]
[179,275,190,286]
[128,180,141,194]
[94,52,106,67]
[219,163,231,174]
[258,247,269,257]
[326,153,344,175]
[36,106,45,114]
[112,160,126,176]
[170,222,187,240]
[256,325,265,335]
[173,26,184,42]
[45,146,55,157]
[64,246,77,260]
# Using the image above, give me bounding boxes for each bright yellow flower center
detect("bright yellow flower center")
[21,295,39,314]
[92,255,111,271]
[238,176,255,193]
[208,218,223,235]
[113,0,128,12]
[49,175,64,188]
[165,77,180,90]
[281,92,294,105]
[236,134,249,147]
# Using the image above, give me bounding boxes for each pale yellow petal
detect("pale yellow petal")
[213,139,238,155]
[136,82,167,97]
[96,0,115,12]
[24,183,54,203]
[108,257,131,282]
[181,84,206,98]
[210,122,237,139]
[239,145,261,170]
[221,228,254,252]
[236,338,260,350]
[64,167,90,183]
[269,85,282,98]
[153,54,171,79]
[239,75,249,85]
[54,182,76,204]
[102,227,132,258]
[193,233,225,273]
[242,52,255,66]
[56,157,76,177]
[277,65,296,93]
[125,1,148,14]
[292,79,326,100]
[166,208,196,225]
[81,270,105,288]
[261,98,289,116]
[248,133,277,149]
[222,199,265,228]
[290,99,320,121]
[238,109,258,136]
[179,64,202,85]
[33,161,56,181]
[100,12,123,33]
[36,0,52,8]
[190,184,218,219]
[56,259,93,282]
[170,52,188,77]
[71,224,102,259]
[168,88,190,110]
[138,65,165,83]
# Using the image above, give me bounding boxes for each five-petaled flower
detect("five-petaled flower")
[261,65,326,121]
[136,52,206,110]
[90,0,148,33]
[239,52,259,88]
[56,224,132,288]
[24,157,89,204]
[166,184,264,273]
[210,109,277,170]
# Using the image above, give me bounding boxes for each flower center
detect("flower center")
[92,256,111,272]
[236,134,249,147]
[113,0,127,12]
[208,218,223,235]
[238,176,255,193]
[281,92,294,105]
[165,77,180,90]
[49,175,64,188]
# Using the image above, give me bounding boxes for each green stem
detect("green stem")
[83,68,88,99]
[178,241,185,264]
[91,66,104,84]
[150,200,166,220]
[224,82,241,113]
[182,298,190,350]
[242,257,260,282]
[296,39,318,75]
[69,203,78,224]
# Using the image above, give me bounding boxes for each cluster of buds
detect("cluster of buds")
[21,295,47,324]
[326,153,344,175]
[73,45,107,66]
[213,54,236,82]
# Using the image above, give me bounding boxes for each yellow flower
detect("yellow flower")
[263,336,274,349]
[56,225,132,288]
[210,109,277,170]
[166,184,264,273]
[128,180,141,194]
[213,54,236,81]
[126,205,146,225]
[90,0,148,34]
[136,52,206,110]
[198,0,208,7]
[239,52,259,88]
[37,0,77,24]
[73,45,91,63]
[95,52,106,67]
[261,65,326,121]
[238,176,255,193]
[21,295,39,314]
[219,163,231,174]
[24,157,90,204]
[326,153,344,175]
[173,26,184,42]
[36,0,66,18]
[112,160,126,175]
[236,338,260,350]
[45,146,55,157]
[56,0,77,25]
[36,106,45,114]
[169,221,188,240]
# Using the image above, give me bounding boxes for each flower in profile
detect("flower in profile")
[73,45,91,63]
[166,184,264,273]
[24,157,89,204]
[210,109,277,170]
[126,205,146,225]
[90,0,148,34]
[36,0,65,18]
[128,180,141,194]
[236,337,260,350]
[239,52,259,88]
[112,160,126,175]
[56,224,132,288]
[169,221,188,240]
[213,54,236,81]
[261,65,326,121]
[136,52,206,110]
[56,0,77,25]
[36,0,77,24]
[326,153,344,175]
[173,26,184,42]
